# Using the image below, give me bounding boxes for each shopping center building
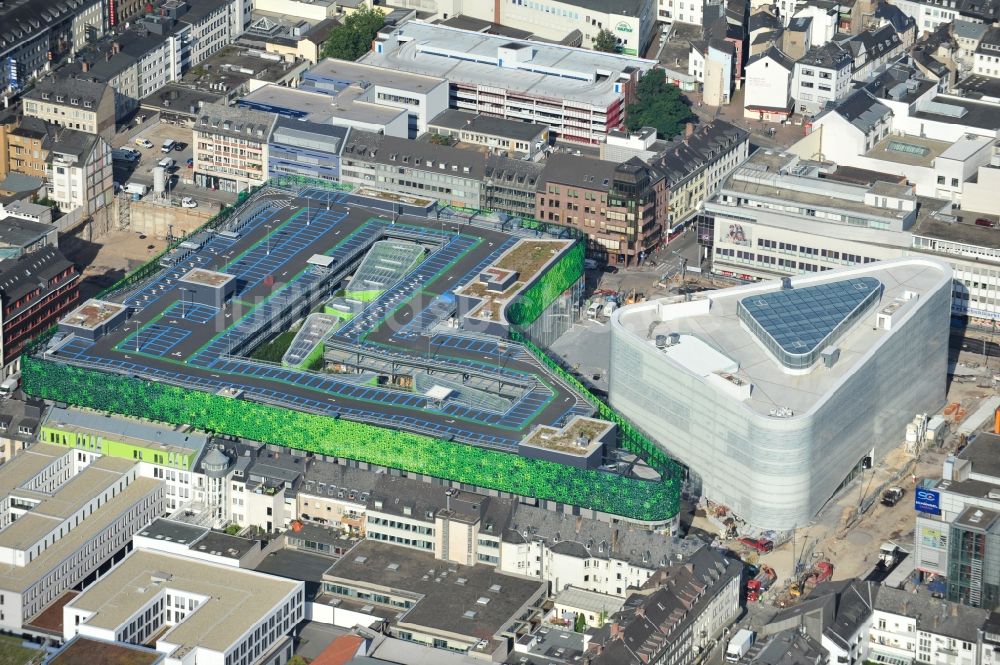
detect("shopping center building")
[609,258,952,529]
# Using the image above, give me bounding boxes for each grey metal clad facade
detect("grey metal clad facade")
[608,259,951,530]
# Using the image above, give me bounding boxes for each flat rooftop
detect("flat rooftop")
[911,212,1000,251]
[67,550,301,654]
[865,134,952,167]
[179,268,234,288]
[360,21,656,108]
[325,540,544,639]
[521,417,611,456]
[0,443,66,501]
[721,151,913,222]
[50,637,162,665]
[44,406,209,459]
[428,109,547,142]
[239,84,405,126]
[306,58,446,93]
[60,300,126,330]
[614,258,951,416]
[137,518,209,547]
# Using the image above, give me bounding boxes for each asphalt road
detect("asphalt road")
[51,192,590,448]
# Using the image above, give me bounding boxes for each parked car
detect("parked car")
[134,138,154,149]
[173,141,187,152]
[186,157,194,169]
[976,218,995,228]
[602,264,619,274]
[181,197,197,208]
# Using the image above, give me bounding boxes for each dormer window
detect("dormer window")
[83,100,92,108]
[41,92,50,100]
[55,95,64,103]
[70,97,79,105]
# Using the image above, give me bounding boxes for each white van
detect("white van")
[161,139,177,153]
[587,301,602,319]
[602,301,618,317]
[158,157,176,169]
[0,374,19,398]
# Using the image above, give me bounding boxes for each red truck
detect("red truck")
[746,565,777,602]
[739,537,774,553]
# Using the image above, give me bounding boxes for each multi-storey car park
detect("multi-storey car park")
[22,182,681,527]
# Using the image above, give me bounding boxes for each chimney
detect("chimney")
[610,622,623,639]
[685,122,695,138]
[113,41,121,54]
[951,603,959,617]
[82,60,89,73]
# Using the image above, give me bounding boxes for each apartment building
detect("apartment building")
[64,549,304,665]
[339,130,486,209]
[652,120,750,233]
[0,0,105,92]
[586,549,742,665]
[360,21,656,145]
[483,157,546,220]
[22,79,117,139]
[6,119,53,181]
[792,42,853,115]
[47,129,114,216]
[193,104,277,193]
[0,398,46,462]
[744,47,796,121]
[888,0,999,34]
[974,26,1000,78]
[0,443,163,633]
[0,247,79,371]
[296,463,376,536]
[536,153,665,267]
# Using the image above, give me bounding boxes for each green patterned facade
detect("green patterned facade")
[22,356,678,522]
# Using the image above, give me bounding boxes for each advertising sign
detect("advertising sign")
[915,487,941,515]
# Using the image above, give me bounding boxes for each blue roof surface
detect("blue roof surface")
[739,277,883,357]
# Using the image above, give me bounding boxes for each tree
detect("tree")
[574,612,588,632]
[624,69,696,140]
[320,7,385,61]
[593,28,618,53]
[287,656,310,665]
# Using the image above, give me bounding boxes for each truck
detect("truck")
[725,629,755,662]
[746,565,776,602]
[881,487,905,507]
[878,542,903,569]
[157,157,176,169]
[124,183,148,197]
[0,374,20,399]
[738,537,774,553]
[791,561,834,598]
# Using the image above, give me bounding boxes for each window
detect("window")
[937,176,946,185]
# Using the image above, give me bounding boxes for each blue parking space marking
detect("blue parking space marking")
[164,302,218,324]
[118,324,191,357]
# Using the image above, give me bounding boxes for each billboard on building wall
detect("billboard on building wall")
[915,487,941,515]
[724,222,751,247]
[7,58,19,91]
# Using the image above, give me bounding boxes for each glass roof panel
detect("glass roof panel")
[739,277,883,357]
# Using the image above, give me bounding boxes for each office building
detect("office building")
[0,443,163,632]
[267,119,349,183]
[428,110,549,160]
[321,539,546,656]
[300,59,449,138]
[193,104,277,193]
[482,157,546,220]
[239,84,409,138]
[0,247,79,372]
[610,258,951,529]
[41,406,208,513]
[360,21,657,145]
[339,130,487,209]
[63,549,304,665]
